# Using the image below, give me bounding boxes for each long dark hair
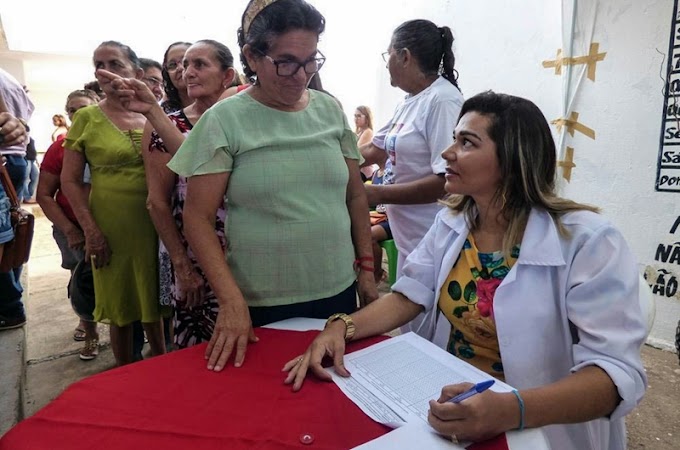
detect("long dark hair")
[391,20,459,89]
[444,91,598,258]
[237,0,325,81]
[161,41,192,113]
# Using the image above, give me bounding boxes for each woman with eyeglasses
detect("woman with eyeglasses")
[168,0,377,371]
[160,42,192,114]
[361,20,464,334]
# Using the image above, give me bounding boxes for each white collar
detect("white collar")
[439,207,566,267]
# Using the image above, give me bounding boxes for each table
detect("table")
[0,320,547,449]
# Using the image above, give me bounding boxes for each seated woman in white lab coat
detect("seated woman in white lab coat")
[283,91,647,450]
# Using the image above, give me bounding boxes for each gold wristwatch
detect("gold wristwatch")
[325,313,356,341]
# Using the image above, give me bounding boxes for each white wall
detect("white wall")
[336,0,679,349]
[0,51,93,153]
[1,0,677,349]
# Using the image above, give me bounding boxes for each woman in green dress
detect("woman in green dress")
[61,41,166,366]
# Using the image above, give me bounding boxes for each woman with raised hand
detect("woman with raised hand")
[168,0,377,371]
[61,41,168,366]
[285,91,647,450]
[103,40,235,348]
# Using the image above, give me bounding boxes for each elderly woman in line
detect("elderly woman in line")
[168,0,377,371]
[61,41,168,366]
[284,91,647,450]
[37,89,101,360]
[103,39,236,349]
[160,41,193,114]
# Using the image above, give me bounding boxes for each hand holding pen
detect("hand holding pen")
[428,379,520,444]
[447,380,495,403]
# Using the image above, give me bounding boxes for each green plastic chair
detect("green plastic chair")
[379,239,398,286]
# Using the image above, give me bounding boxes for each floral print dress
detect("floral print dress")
[437,235,520,380]
[149,110,227,348]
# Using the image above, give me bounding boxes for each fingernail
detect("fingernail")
[214,365,221,371]
[234,362,241,368]
[207,364,214,370]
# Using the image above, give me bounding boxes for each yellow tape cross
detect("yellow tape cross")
[551,112,595,140]
[558,147,576,182]
[542,43,606,81]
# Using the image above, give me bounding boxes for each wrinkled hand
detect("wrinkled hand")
[282,321,350,392]
[84,228,111,269]
[357,270,379,307]
[0,113,27,147]
[96,69,158,114]
[205,299,258,371]
[428,383,518,443]
[65,227,86,251]
[176,268,205,308]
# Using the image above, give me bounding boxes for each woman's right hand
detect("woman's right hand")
[205,298,259,371]
[175,268,205,308]
[282,320,350,392]
[84,227,111,269]
[96,69,158,115]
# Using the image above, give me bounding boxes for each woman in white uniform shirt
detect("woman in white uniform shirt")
[286,91,647,450]
[362,19,464,274]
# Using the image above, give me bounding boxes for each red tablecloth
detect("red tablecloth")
[0,328,509,449]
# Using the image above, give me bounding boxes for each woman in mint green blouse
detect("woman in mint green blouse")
[168,0,377,372]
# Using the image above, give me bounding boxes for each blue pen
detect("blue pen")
[447,380,495,403]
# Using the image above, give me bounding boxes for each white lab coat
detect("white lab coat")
[393,207,647,450]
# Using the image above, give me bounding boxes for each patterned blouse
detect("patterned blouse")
[149,110,227,348]
[437,234,520,380]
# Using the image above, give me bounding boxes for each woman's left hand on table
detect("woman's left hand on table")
[427,383,518,443]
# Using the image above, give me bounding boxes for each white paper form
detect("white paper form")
[353,422,465,450]
[328,332,513,427]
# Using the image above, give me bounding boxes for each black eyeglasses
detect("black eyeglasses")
[258,50,326,77]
